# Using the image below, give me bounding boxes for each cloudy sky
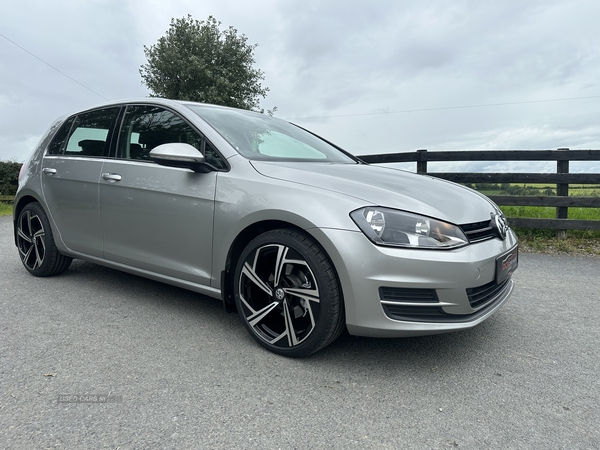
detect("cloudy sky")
[2,0,600,172]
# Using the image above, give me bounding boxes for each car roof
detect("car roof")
[74,98,241,115]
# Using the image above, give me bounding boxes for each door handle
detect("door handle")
[42,168,57,175]
[101,173,122,183]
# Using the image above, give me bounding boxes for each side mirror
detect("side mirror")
[149,143,213,173]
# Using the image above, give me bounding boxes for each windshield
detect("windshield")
[186,104,356,163]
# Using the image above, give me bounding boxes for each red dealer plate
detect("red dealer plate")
[496,246,518,284]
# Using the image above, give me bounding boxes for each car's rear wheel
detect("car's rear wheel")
[233,229,345,357]
[16,202,72,277]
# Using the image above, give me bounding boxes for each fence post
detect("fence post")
[416,149,428,174]
[556,148,569,239]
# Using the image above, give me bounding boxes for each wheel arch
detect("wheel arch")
[14,197,73,276]
[220,219,345,320]
[221,220,303,313]
[13,194,43,246]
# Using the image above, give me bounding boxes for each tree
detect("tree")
[140,15,269,110]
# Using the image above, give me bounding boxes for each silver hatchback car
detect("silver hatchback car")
[14,98,518,357]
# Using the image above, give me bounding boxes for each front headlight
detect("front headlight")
[350,207,468,249]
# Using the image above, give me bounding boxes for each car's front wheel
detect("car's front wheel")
[16,202,72,277]
[233,229,345,357]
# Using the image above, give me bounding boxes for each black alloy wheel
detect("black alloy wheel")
[16,202,72,277]
[233,229,345,357]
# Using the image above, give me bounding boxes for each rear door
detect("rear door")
[98,105,223,286]
[41,107,120,257]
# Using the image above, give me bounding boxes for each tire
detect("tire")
[16,202,73,277]
[233,229,345,357]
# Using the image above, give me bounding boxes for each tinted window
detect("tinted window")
[117,106,199,160]
[47,117,75,155]
[64,108,119,157]
[117,105,227,169]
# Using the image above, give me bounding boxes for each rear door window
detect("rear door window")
[47,117,75,155]
[63,108,120,157]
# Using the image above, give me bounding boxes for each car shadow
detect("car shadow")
[62,259,517,374]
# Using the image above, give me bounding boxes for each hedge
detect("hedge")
[0,161,22,196]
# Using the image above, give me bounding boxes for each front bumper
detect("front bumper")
[309,227,518,338]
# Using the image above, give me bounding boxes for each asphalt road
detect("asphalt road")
[1,215,598,449]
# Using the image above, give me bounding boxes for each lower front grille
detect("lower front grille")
[467,278,511,309]
[382,304,448,322]
[379,287,438,303]
[381,279,512,323]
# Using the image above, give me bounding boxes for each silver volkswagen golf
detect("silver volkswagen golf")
[14,98,518,357]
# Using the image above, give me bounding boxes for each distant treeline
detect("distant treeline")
[465,183,556,196]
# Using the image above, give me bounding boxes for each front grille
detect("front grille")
[467,278,511,309]
[460,220,497,243]
[379,287,438,303]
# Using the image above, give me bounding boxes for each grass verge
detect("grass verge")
[515,228,600,256]
[0,202,13,217]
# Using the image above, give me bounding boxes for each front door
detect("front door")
[99,105,218,286]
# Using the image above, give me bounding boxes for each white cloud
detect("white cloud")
[1,0,600,168]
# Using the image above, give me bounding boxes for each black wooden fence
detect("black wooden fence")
[358,148,600,233]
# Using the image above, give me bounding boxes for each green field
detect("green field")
[499,206,600,220]
[466,182,600,236]
[499,205,600,239]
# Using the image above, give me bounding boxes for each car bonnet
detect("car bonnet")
[250,161,497,225]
